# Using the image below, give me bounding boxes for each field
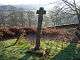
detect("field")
[0,0,80,60]
[0,37,80,60]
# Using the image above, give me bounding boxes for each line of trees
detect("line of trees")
[0,10,36,28]
[0,0,80,28]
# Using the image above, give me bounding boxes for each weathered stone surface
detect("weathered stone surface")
[34,7,46,50]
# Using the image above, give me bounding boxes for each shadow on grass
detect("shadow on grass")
[19,52,32,60]
[19,50,43,60]
[50,37,80,60]
[51,43,77,60]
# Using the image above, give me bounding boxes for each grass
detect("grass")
[0,38,80,60]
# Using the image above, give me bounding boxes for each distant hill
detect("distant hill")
[0,4,40,11]
[14,4,41,10]
[0,4,47,11]
[0,5,17,11]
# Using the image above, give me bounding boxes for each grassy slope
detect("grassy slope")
[0,38,80,60]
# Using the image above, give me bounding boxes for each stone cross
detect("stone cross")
[34,7,46,50]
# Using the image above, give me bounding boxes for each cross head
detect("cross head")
[36,7,46,15]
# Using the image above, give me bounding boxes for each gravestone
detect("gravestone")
[34,7,46,50]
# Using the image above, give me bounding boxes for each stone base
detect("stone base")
[26,49,44,57]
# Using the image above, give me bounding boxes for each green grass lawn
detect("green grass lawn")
[0,38,80,60]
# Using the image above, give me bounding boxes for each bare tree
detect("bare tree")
[26,10,35,27]
[61,0,80,24]
[49,6,65,26]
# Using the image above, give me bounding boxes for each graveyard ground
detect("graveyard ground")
[0,38,80,60]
